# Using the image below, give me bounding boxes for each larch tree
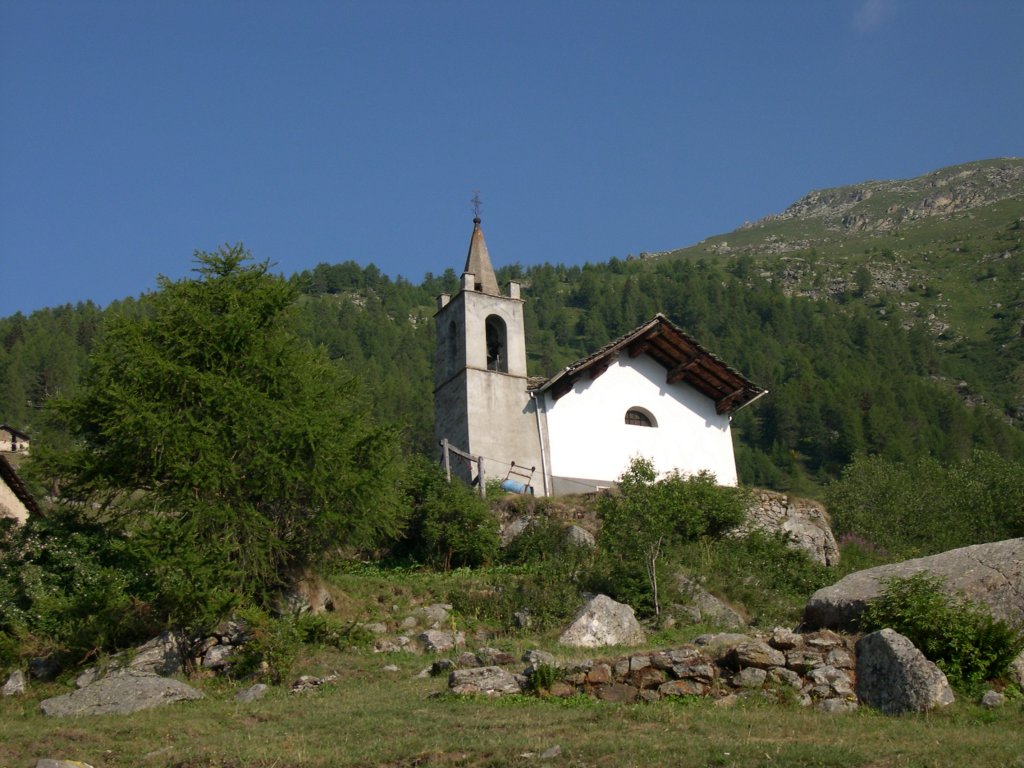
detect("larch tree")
[35,245,404,617]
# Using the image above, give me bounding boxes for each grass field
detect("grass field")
[3,637,1023,768]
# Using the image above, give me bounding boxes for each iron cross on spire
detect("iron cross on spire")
[471,191,482,219]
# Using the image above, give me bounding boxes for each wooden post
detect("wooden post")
[477,456,486,498]
[440,438,451,482]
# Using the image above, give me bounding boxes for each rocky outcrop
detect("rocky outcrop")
[855,629,954,714]
[39,671,204,717]
[760,160,1024,233]
[558,595,646,648]
[804,538,1024,630]
[739,491,840,566]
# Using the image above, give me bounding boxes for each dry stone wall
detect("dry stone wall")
[448,629,861,712]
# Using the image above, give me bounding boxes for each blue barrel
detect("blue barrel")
[501,479,527,494]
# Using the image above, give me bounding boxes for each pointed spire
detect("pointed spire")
[464,216,500,295]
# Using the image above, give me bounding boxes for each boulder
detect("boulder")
[76,629,187,685]
[557,594,646,648]
[731,640,785,670]
[731,667,767,688]
[126,629,187,676]
[475,647,516,666]
[2,669,26,696]
[449,666,523,696]
[500,515,534,546]
[692,633,753,662]
[414,603,453,629]
[768,627,803,651]
[290,674,337,693]
[236,683,269,702]
[522,649,557,667]
[739,491,840,566]
[855,629,954,714]
[201,644,234,670]
[980,690,1006,709]
[39,672,204,717]
[1009,649,1024,689]
[565,524,596,549]
[675,574,746,628]
[418,629,465,653]
[804,538,1024,630]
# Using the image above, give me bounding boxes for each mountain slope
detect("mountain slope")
[667,158,1024,424]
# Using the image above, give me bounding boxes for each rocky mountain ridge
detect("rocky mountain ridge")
[753,158,1024,235]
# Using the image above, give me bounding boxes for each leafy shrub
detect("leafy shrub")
[461,516,597,632]
[859,573,1024,689]
[395,455,499,570]
[675,531,831,627]
[228,608,302,684]
[827,451,1024,558]
[449,564,584,633]
[528,663,562,693]
[295,612,373,651]
[598,458,750,618]
[0,630,20,671]
[0,509,162,662]
[835,533,892,574]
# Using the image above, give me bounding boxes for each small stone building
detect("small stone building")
[0,424,30,454]
[434,217,765,495]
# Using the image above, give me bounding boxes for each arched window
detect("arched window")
[485,315,508,372]
[625,408,656,427]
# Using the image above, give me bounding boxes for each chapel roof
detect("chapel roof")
[463,217,501,296]
[533,314,767,415]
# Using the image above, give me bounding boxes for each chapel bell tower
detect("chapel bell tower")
[433,215,540,489]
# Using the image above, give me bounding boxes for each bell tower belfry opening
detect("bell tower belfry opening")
[433,214,542,492]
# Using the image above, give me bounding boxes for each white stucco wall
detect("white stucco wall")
[542,353,738,488]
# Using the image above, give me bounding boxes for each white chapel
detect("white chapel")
[433,216,766,495]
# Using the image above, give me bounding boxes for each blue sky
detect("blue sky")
[3,1,1022,315]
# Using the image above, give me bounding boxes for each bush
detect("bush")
[449,564,584,633]
[528,662,562,692]
[598,458,750,618]
[395,456,499,570]
[826,451,1024,558]
[675,531,831,627]
[295,612,373,651]
[227,608,302,684]
[859,573,1024,690]
[0,509,163,662]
